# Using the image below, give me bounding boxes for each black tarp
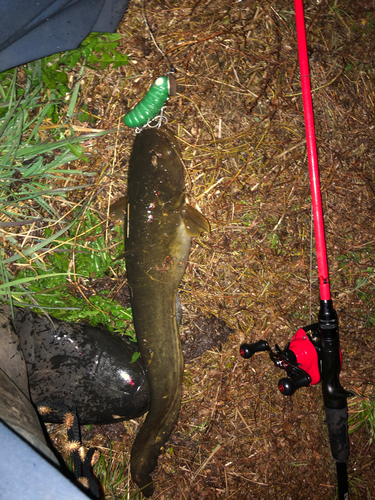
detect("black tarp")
[0,0,130,72]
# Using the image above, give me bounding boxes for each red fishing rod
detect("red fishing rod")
[240,1,352,498]
[294,0,353,497]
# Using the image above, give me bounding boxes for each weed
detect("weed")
[0,39,131,332]
[39,32,128,123]
[94,445,144,500]
[12,211,135,339]
[349,395,375,445]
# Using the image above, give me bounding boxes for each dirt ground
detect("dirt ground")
[49,0,375,498]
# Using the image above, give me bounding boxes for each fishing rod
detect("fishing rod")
[240,1,352,498]
[294,1,353,496]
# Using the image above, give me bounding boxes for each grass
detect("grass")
[11,210,136,339]
[93,445,176,500]
[0,63,99,310]
[0,33,132,333]
[349,395,375,445]
[38,32,128,123]
[94,447,138,500]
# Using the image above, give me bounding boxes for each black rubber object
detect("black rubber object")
[278,373,311,396]
[240,340,270,359]
[0,304,150,424]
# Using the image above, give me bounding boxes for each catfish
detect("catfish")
[125,128,209,496]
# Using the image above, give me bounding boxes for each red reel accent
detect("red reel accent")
[289,329,320,385]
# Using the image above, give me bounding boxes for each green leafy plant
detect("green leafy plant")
[0,49,131,335]
[78,103,96,123]
[0,61,109,312]
[11,210,135,339]
[349,396,375,445]
[39,32,128,123]
[47,33,129,72]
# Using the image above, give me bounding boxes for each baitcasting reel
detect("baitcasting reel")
[240,324,333,396]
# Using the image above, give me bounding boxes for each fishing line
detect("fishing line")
[141,0,176,73]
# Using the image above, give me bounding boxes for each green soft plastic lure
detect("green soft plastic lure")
[123,74,177,128]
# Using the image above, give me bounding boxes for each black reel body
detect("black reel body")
[240,324,324,396]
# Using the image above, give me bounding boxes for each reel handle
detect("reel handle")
[278,373,311,396]
[240,340,270,359]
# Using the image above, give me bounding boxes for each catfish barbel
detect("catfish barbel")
[125,128,209,496]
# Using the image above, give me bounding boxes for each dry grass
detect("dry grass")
[7,0,375,498]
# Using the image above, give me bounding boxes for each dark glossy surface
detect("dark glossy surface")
[0,308,53,459]
[0,305,150,425]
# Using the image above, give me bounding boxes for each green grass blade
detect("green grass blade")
[0,273,76,292]
[3,217,79,264]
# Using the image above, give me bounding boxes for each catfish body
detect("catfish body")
[126,128,208,496]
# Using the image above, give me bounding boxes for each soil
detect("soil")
[45,0,375,498]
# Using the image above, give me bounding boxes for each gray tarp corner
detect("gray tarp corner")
[0,0,130,73]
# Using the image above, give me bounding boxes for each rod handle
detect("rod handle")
[324,406,349,463]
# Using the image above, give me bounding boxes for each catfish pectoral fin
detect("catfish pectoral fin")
[181,204,210,236]
[112,248,131,262]
[109,195,127,220]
